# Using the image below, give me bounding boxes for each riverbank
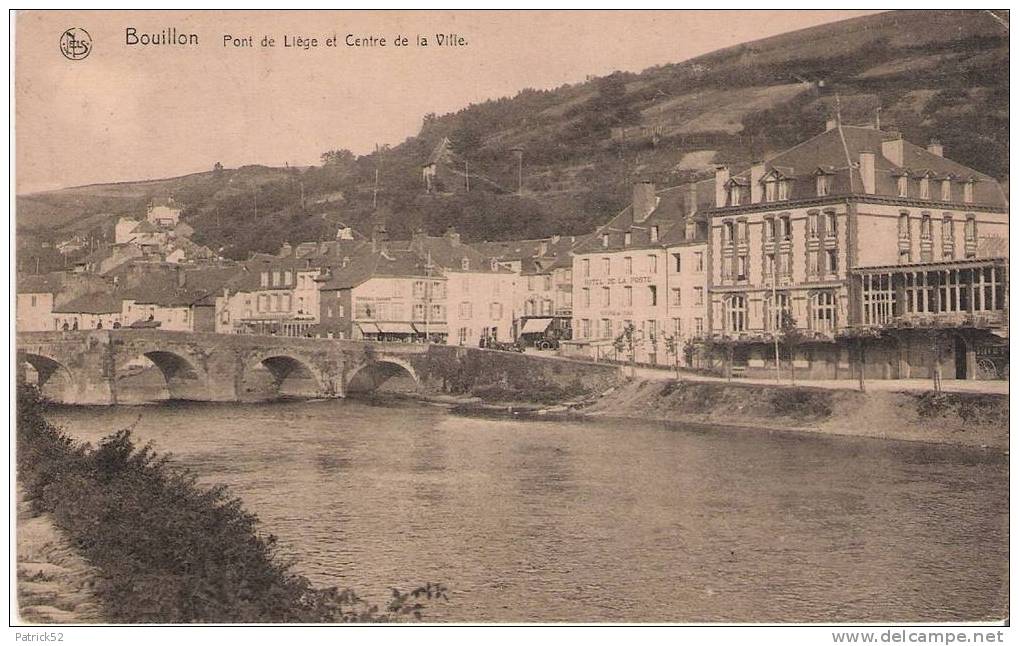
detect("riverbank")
[562,379,1008,450]
[17,488,103,623]
[16,385,446,623]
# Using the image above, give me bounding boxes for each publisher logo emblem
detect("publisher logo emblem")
[60,28,92,60]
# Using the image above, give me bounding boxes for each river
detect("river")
[46,398,1008,623]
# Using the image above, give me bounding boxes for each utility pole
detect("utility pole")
[373,168,379,210]
[424,250,432,343]
[511,147,524,194]
[772,258,781,382]
[373,143,382,210]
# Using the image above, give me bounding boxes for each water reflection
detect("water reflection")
[46,399,1007,623]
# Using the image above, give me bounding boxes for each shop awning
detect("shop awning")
[356,322,380,334]
[521,318,553,334]
[418,324,449,335]
[377,322,416,334]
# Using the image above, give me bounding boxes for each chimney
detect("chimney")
[687,182,698,217]
[538,240,549,256]
[825,117,838,132]
[881,134,904,167]
[632,180,657,222]
[279,242,293,257]
[859,151,876,195]
[176,266,186,288]
[750,162,765,203]
[714,166,730,208]
[927,139,944,157]
[444,226,461,246]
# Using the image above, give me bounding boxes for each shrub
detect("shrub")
[769,388,833,421]
[16,385,446,623]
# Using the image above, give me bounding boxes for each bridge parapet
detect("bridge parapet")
[17,330,622,405]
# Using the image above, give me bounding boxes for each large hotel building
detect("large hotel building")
[568,122,1008,379]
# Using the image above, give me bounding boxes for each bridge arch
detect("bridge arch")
[115,347,209,402]
[18,352,76,403]
[346,357,420,394]
[241,350,329,400]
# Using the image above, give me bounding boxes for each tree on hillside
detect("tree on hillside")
[448,120,484,158]
[321,148,356,168]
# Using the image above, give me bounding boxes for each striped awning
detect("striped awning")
[356,322,380,334]
[377,322,416,334]
[521,318,553,334]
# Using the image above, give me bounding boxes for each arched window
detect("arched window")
[725,295,747,334]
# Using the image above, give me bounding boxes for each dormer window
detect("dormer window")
[941,179,951,202]
[624,231,632,246]
[777,180,790,201]
[602,233,610,248]
[963,181,974,204]
[650,226,659,242]
[729,185,742,206]
[461,257,470,271]
[816,174,832,197]
[919,177,930,200]
[897,175,908,198]
[765,180,777,203]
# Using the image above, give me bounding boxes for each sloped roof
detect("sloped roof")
[53,292,122,314]
[318,247,439,291]
[393,235,510,273]
[17,272,64,294]
[131,220,161,234]
[474,235,579,275]
[574,178,715,254]
[720,126,1008,209]
[424,137,451,166]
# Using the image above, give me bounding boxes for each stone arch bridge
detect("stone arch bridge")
[17,330,622,405]
[17,330,431,405]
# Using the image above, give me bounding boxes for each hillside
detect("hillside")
[16,10,1009,266]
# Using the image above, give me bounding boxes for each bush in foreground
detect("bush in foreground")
[16,385,446,623]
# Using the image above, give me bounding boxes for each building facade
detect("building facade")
[704,124,1008,379]
[567,179,714,366]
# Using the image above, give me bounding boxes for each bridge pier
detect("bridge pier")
[17,330,622,406]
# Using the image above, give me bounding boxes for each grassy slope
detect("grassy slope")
[16,10,1008,262]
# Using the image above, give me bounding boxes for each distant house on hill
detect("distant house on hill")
[146,197,182,227]
[422,137,452,193]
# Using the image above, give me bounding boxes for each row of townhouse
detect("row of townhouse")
[474,235,577,343]
[18,264,244,332]
[214,228,516,347]
[565,122,1009,380]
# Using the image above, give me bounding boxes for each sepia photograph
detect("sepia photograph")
[9,7,1011,640]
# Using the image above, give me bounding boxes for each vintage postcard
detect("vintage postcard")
[11,8,1010,638]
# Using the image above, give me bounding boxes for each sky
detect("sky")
[15,10,881,193]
